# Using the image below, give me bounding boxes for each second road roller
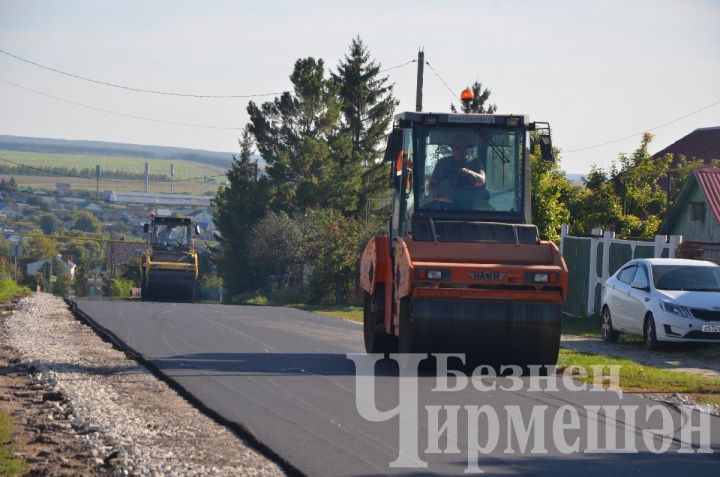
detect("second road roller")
[140,213,200,303]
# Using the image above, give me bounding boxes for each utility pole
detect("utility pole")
[144,162,149,193]
[415,48,424,112]
[96,164,100,197]
[170,163,175,193]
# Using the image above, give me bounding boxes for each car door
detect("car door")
[612,264,638,332]
[626,263,650,334]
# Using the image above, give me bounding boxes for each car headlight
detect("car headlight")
[660,300,691,318]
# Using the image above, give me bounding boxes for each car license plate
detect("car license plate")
[701,324,720,333]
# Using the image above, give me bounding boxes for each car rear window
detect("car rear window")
[652,265,720,291]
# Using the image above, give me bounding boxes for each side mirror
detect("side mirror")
[143,223,149,233]
[539,134,554,162]
[383,129,403,163]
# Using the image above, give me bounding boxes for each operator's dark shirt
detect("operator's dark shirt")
[429,156,489,204]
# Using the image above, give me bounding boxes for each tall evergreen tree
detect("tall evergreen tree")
[212,126,269,294]
[331,37,398,216]
[247,57,342,213]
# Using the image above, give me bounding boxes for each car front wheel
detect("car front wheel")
[644,314,660,350]
[601,307,620,342]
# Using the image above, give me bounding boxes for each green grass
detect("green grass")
[0,149,224,179]
[0,412,26,476]
[286,304,363,322]
[561,314,601,337]
[558,348,720,395]
[0,280,31,303]
[232,293,363,322]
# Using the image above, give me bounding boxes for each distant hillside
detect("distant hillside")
[565,173,585,185]
[0,135,238,170]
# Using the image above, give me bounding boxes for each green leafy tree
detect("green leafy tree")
[72,211,101,233]
[39,214,60,235]
[612,133,670,237]
[450,81,497,114]
[529,136,572,242]
[305,209,366,305]
[23,236,58,262]
[568,133,670,237]
[247,211,306,289]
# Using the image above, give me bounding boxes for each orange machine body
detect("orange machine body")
[360,235,568,337]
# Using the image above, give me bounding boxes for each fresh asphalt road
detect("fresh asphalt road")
[74,299,720,476]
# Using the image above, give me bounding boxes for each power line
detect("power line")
[564,99,720,154]
[424,61,460,107]
[379,59,416,73]
[0,48,282,99]
[0,77,244,131]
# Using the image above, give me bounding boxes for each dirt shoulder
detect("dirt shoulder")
[0,340,101,476]
[1,293,284,476]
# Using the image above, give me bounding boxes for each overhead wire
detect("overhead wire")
[564,99,720,154]
[0,47,282,99]
[0,77,244,131]
[424,61,460,108]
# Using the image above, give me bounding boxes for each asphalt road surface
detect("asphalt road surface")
[74,299,720,476]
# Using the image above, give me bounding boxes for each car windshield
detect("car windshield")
[652,265,720,291]
[414,125,524,214]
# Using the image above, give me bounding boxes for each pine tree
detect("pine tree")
[212,126,270,293]
[332,37,398,216]
[247,57,341,213]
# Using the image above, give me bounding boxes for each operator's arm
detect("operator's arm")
[460,168,486,187]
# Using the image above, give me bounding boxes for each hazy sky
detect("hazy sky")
[0,0,718,173]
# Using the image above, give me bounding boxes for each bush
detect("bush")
[247,212,306,290]
[305,210,366,305]
[0,279,31,303]
[105,278,133,298]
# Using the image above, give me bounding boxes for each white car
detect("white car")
[600,258,720,349]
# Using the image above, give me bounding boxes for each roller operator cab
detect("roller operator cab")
[359,111,569,367]
[140,215,200,303]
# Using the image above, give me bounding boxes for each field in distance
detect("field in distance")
[0,149,227,178]
[1,174,221,195]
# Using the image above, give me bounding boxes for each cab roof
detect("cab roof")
[395,111,530,127]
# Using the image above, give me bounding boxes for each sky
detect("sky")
[0,0,718,174]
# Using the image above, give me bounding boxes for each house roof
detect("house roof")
[653,127,720,162]
[695,168,720,225]
[660,167,720,233]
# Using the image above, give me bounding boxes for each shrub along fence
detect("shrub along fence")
[559,225,682,318]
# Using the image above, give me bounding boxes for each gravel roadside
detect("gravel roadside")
[2,293,284,477]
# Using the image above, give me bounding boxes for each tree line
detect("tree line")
[213,38,719,305]
[0,164,173,182]
[213,37,395,304]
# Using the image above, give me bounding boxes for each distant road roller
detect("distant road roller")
[140,214,199,302]
[359,104,568,367]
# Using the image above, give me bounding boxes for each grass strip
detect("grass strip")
[0,412,26,476]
